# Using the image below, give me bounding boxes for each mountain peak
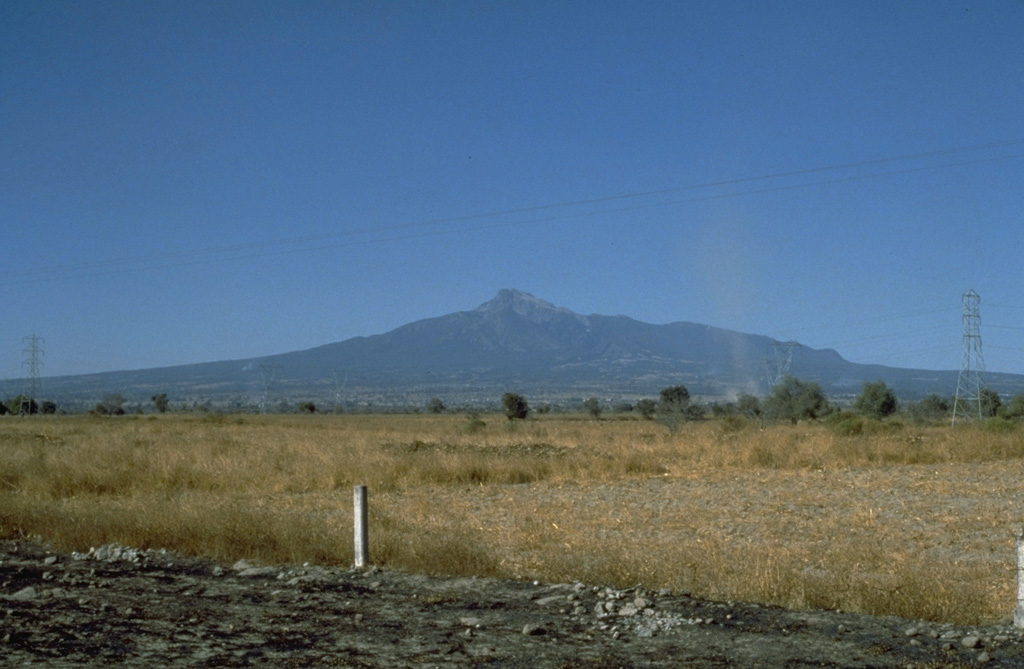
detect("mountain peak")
[476,289,553,312]
[475,289,587,323]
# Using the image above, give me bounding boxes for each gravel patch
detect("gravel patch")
[4,539,1024,667]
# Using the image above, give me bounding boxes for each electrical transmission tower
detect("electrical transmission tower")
[331,369,347,414]
[764,340,796,393]
[952,289,986,425]
[21,334,44,415]
[258,363,281,414]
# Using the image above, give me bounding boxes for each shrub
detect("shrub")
[720,415,749,434]
[151,393,170,413]
[93,394,125,416]
[635,398,657,420]
[1001,394,1024,420]
[825,411,904,437]
[825,412,868,436]
[657,385,691,432]
[853,380,898,420]
[764,376,832,424]
[501,393,529,421]
[905,394,951,425]
[464,414,487,434]
[979,417,1017,433]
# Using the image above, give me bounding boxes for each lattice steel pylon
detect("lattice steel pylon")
[258,362,280,414]
[952,289,986,425]
[764,340,796,393]
[331,369,347,414]
[21,334,44,415]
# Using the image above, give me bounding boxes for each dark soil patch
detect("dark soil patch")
[1,540,1020,667]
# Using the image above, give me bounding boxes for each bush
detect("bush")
[905,394,951,425]
[92,394,126,417]
[979,417,1017,434]
[151,393,170,413]
[635,398,657,420]
[981,388,1002,418]
[736,393,764,427]
[825,411,904,437]
[764,376,832,424]
[657,385,692,432]
[1000,394,1024,420]
[854,380,898,420]
[501,393,529,421]
[9,395,38,415]
[720,415,749,434]
[464,414,487,434]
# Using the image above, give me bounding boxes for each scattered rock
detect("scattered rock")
[617,604,640,617]
[9,586,37,601]
[4,539,1024,668]
[236,567,279,578]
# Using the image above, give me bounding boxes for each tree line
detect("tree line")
[6,377,1022,423]
[490,377,1024,429]
[0,395,57,416]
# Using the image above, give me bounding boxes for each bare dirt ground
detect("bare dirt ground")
[3,540,1023,668]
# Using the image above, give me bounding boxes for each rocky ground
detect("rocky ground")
[2,540,1023,667]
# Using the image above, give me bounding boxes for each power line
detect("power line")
[850,344,961,365]
[774,306,956,336]
[4,139,1024,285]
[986,344,1024,353]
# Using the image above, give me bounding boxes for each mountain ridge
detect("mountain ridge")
[10,289,1024,410]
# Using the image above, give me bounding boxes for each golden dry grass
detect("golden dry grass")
[1,412,1023,625]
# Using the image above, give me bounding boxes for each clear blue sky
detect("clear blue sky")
[2,0,1024,382]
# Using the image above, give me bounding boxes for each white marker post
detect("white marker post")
[354,485,369,569]
[1015,528,1024,628]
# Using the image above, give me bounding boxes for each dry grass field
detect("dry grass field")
[2,411,1023,626]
